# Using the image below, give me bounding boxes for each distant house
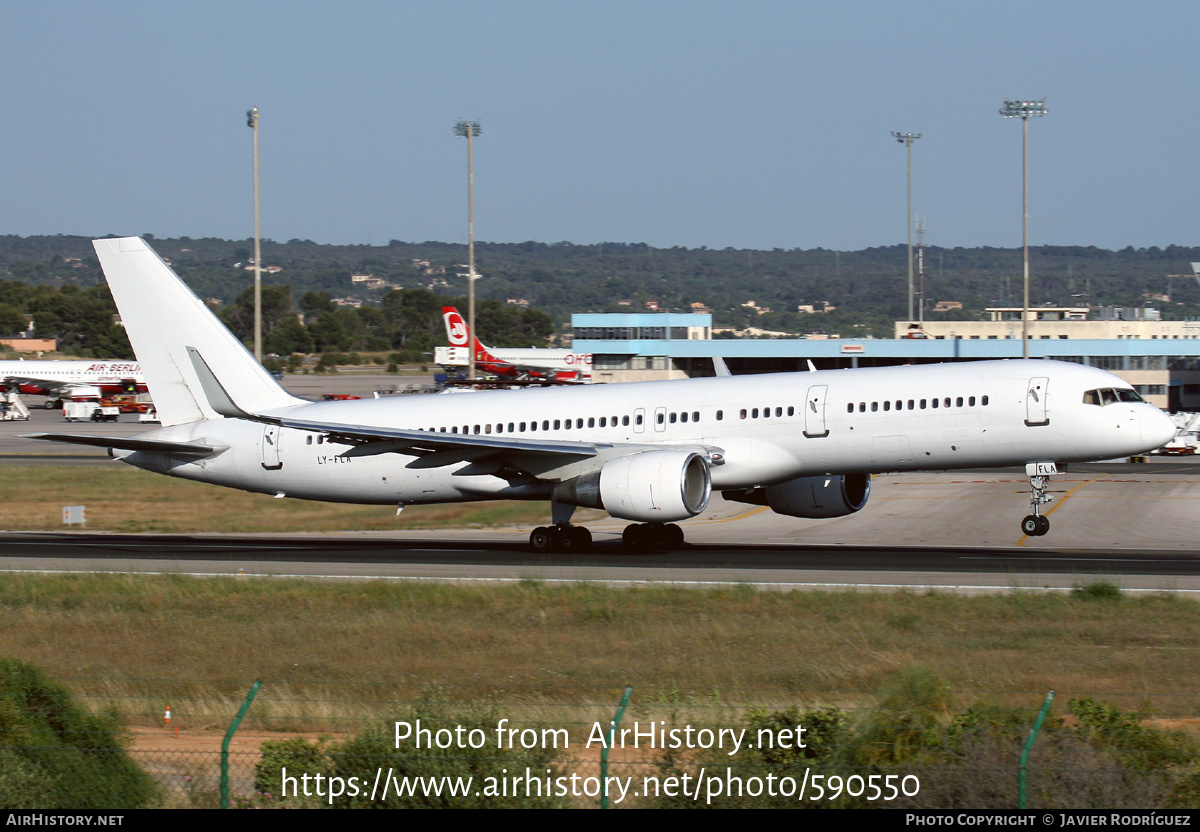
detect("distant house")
[0,337,56,352]
[932,301,963,312]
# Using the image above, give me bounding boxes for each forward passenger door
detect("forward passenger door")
[803,385,829,438]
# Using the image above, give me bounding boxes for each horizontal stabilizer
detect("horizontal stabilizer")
[21,433,227,458]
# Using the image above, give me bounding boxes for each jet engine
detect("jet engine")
[722,473,871,519]
[553,450,712,522]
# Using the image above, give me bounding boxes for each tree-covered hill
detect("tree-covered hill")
[0,234,1197,354]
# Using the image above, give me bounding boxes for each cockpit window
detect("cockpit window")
[1084,387,1144,406]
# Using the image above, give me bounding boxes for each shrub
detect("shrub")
[0,659,157,809]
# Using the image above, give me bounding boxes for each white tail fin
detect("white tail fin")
[92,237,304,427]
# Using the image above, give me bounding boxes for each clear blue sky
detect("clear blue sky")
[1,1,1195,251]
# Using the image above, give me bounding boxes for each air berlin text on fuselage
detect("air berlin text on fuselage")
[86,363,140,373]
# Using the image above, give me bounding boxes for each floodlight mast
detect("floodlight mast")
[1000,98,1048,358]
[892,131,922,322]
[454,120,482,380]
[247,107,262,362]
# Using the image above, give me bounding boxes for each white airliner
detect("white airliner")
[435,306,592,382]
[27,238,1175,550]
[0,359,146,407]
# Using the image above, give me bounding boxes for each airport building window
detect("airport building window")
[716,410,723,420]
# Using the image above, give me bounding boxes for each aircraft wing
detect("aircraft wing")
[278,415,602,462]
[2,375,68,392]
[21,433,227,458]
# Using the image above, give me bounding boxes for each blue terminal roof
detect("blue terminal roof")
[573,337,1200,360]
[573,312,712,329]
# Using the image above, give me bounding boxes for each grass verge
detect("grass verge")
[0,465,568,532]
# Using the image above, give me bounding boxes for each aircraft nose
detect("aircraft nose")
[1140,407,1176,450]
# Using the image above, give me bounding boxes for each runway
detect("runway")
[2,473,1199,594]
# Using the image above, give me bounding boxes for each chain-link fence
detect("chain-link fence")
[4,670,1199,810]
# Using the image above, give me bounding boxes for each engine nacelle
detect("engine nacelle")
[722,473,871,519]
[554,450,712,522]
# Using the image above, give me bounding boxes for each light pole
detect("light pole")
[454,120,481,379]
[1000,98,1047,358]
[247,107,262,362]
[892,131,921,322]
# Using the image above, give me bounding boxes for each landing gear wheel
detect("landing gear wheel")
[622,523,683,550]
[1021,515,1051,537]
[44,400,58,410]
[529,526,553,552]
[555,524,592,552]
[530,524,592,553]
[569,526,592,550]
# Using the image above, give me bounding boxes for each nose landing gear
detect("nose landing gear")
[1021,462,1057,537]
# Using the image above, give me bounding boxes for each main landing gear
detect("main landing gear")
[528,522,689,551]
[1020,462,1057,537]
[529,524,592,553]
[622,522,685,550]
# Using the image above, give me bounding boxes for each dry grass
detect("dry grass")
[2,574,1199,729]
[0,465,559,532]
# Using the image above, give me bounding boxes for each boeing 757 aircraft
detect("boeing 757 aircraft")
[27,238,1175,551]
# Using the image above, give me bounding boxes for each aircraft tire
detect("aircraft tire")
[622,524,648,550]
[1021,515,1041,536]
[570,526,592,551]
[44,400,58,410]
[665,523,685,548]
[1036,516,1050,536]
[529,527,553,552]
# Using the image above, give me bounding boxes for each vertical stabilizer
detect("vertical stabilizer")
[92,237,304,426]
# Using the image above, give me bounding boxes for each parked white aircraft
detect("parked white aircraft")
[28,238,1175,550]
[434,306,591,382]
[0,359,146,408]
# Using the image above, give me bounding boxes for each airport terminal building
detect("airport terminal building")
[572,310,1200,411]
